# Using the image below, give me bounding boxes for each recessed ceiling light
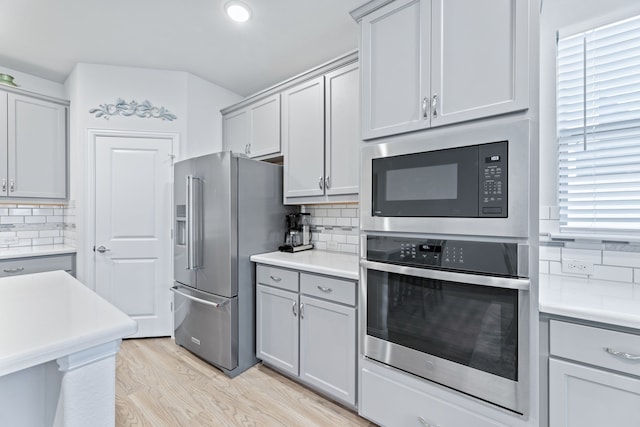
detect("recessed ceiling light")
[225,1,252,23]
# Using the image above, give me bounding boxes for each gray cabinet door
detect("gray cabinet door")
[248,93,280,158]
[256,284,299,376]
[325,63,359,196]
[8,93,66,199]
[283,76,325,198]
[223,108,250,155]
[360,0,431,140]
[549,358,640,427]
[299,295,356,406]
[430,0,529,126]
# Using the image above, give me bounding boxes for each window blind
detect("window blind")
[557,14,640,233]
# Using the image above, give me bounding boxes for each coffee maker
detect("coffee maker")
[279,213,313,252]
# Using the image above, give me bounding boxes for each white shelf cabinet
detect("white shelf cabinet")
[549,320,640,427]
[360,0,529,140]
[0,91,67,199]
[223,93,281,159]
[283,62,359,204]
[255,264,357,407]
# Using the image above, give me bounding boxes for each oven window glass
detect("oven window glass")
[367,270,518,380]
[386,164,458,201]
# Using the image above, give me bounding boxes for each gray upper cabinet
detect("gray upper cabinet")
[0,90,67,199]
[360,0,529,140]
[222,93,281,159]
[283,62,359,204]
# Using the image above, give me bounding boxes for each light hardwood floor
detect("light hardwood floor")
[116,338,375,427]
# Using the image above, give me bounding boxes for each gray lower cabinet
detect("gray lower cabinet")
[0,253,75,277]
[255,264,357,407]
[549,319,640,427]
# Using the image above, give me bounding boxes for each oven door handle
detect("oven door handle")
[360,260,530,291]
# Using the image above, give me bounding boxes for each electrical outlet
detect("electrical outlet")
[562,259,594,275]
[0,237,19,245]
[327,241,339,251]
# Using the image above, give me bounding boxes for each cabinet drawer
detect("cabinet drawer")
[300,273,355,306]
[360,367,508,427]
[550,320,640,377]
[0,254,74,278]
[256,264,298,292]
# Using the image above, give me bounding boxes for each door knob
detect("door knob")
[95,245,110,253]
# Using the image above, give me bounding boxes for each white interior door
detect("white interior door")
[93,134,173,338]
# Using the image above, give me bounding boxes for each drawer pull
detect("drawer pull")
[3,267,24,273]
[604,347,640,361]
[270,275,282,282]
[317,286,333,293]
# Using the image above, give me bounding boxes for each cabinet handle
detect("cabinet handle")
[292,300,297,317]
[269,275,282,282]
[247,143,251,154]
[325,176,330,189]
[604,347,640,361]
[300,302,304,319]
[422,97,429,118]
[1,179,5,193]
[3,267,24,273]
[432,94,438,118]
[9,179,14,192]
[317,285,333,293]
[244,144,249,155]
[318,176,324,190]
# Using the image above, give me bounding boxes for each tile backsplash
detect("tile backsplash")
[303,203,359,254]
[0,202,76,248]
[539,204,640,284]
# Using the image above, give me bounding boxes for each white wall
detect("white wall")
[63,63,241,284]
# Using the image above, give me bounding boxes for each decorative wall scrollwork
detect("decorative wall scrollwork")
[89,98,177,121]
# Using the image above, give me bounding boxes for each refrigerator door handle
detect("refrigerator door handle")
[171,286,228,308]
[186,175,202,270]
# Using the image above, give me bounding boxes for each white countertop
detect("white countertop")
[250,250,359,280]
[0,244,76,260]
[539,273,640,330]
[0,270,137,376]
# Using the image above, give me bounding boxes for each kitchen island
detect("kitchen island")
[0,270,137,426]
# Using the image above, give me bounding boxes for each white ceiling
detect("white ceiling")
[0,0,363,97]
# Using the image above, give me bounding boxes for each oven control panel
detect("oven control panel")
[367,235,519,277]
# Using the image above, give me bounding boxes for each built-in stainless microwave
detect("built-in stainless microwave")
[361,119,532,238]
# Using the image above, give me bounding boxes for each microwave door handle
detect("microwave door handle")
[360,260,530,291]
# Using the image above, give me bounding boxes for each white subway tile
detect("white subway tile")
[39,230,61,238]
[347,235,360,245]
[314,208,327,217]
[0,204,16,208]
[332,234,347,244]
[32,237,54,246]
[341,209,357,218]
[562,248,602,264]
[603,251,640,269]
[339,243,357,254]
[1,216,23,224]
[16,204,34,208]
[351,218,359,227]
[322,217,337,226]
[317,233,330,242]
[53,237,64,244]
[0,231,16,238]
[540,246,561,262]
[635,269,640,284]
[539,261,550,274]
[46,216,64,223]
[25,216,46,224]
[0,209,8,216]
[549,261,563,275]
[326,208,341,217]
[591,265,633,283]
[32,208,54,216]
[16,231,38,238]
[9,208,32,216]
[314,241,327,250]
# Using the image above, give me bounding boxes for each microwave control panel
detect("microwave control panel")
[478,141,508,217]
[367,236,519,277]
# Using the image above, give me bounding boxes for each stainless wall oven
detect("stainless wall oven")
[361,119,531,238]
[361,235,530,415]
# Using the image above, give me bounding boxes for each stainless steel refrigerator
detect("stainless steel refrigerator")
[172,151,291,377]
